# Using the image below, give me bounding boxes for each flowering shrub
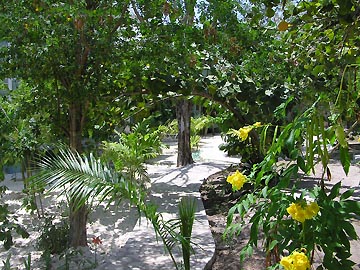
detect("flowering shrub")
[91,236,102,265]
[225,99,360,270]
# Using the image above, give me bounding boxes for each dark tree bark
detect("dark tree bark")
[176,98,194,167]
[68,102,88,247]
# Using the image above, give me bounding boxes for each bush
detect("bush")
[38,216,69,255]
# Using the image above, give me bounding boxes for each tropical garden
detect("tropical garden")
[0,0,359,269]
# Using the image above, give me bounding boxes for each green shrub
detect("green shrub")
[37,216,69,255]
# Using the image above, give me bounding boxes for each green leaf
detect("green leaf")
[335,126,347,148]
[250,214,260,246]
[312,65,325,76]
[342,200,360,216]
[262,186,268,198]
[285,129,295,150]
[339,146,350,175]
[324,29,334,42]
[240,244,253,262]
[297,156,307,173]
[329,182,341,200]
[15,226,30,239]
[340,189,354,200]
[227,205,236,226]
[274,96,294,119]
[266,7,275,18]
[268,240,278,251]
[341,221,357,240]
[243,199,249,212]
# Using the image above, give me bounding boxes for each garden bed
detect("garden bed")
[200,161,360,270]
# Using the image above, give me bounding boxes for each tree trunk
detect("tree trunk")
[69,202,88,247]
[176,98,194,167]
[68,102,88,247]
[69,103,83,153]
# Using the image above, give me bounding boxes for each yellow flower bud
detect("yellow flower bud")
[253,122,262,128]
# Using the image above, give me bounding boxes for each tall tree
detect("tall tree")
[0,0,137,247]
[130,0,200,166]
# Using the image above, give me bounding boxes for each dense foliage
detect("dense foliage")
[0,0,359,268]
[224,0,360,269]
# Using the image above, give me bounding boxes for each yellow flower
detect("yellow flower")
[294,207,306,223]
[305,202,320,219]
[226,170,247,191]
[280,256,293,270]
[292,251,311,270]
[253,122,262,128]
[280,251,310,270]
[286,203,297,217]
[238,126,252,141]
[287,201,319,223]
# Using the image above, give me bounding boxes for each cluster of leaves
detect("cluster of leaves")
[37,215,70,255]
[0,83,55,180]
[101,117,166,186]
[141,197,197,270]
[0,186,29,250]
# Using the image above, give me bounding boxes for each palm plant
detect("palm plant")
[178,197,196,270]
[34,148,145,211]
[101,121,166,187]
[145,197,197,270]
[33,147,198,269]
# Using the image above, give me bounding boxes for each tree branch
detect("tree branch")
[192,90,246,123]
[110,2,131,36]
[131,0,144,23]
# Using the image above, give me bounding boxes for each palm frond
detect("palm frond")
[32,147,144,211]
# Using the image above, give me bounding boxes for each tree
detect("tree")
[0,83,54,183]
[0,0,138,247]
[130,0,200,166]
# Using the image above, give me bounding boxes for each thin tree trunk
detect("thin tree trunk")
[68,102,88,247]
[69,102,83,153]
[176,98,194,167]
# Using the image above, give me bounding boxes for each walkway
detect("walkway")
[94,135,239,269]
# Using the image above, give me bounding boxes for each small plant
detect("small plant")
[37,215,69,255]
[91,236,102,265]
[101,118,165,186]
[190,135,201,150]
[22,178,46,218]
[1,254,11,270]
[23,253,31,270]
[144,197,197,270]
[0,186,29,250]
[178,197,196,270]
